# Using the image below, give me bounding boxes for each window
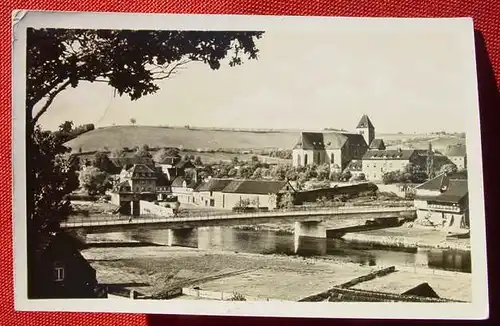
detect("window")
[53,263,65,282]
[304,154,308,165]
[330,153,334,163]
[297,154,301,166]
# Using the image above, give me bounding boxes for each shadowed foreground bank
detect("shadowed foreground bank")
[82,245,471,302]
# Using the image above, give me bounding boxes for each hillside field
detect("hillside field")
[65,125,466,155]
[65,125,300,153]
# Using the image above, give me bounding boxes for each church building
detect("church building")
[292,115,377,171]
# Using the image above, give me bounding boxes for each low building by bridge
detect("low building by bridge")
[413,171,469,232]
[193,178,296,210]
[111,163,163,215]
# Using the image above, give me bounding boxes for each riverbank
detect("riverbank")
[341,225,470,251]
[82,245,471,302]
[232,222,470,251]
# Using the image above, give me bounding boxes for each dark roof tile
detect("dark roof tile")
[222,180,293,195]
[415,172,468,203]
[295,132,367,150]
[362,149,416,160]
[175,160,196,169]
[445,144,467,157]
[171,176,199,188]
[356,115,375,129]
[195,178,233,192]
[369,138,386,150]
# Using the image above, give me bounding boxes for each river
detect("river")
[85,226,471,274]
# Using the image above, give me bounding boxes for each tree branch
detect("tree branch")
[151,60,192,80]
[27,76,66,109]
[31,80,72,127]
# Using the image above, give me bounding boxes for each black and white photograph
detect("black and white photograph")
[12,11,488,319]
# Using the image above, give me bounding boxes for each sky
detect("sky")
[36,24,476,134]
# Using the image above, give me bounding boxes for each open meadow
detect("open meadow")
[65,126,465,162]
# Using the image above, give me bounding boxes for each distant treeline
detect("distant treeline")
[178,125,295,134]
[73,144,293,159]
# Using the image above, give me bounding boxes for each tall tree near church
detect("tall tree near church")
[426,142,435,180]
[26,28,264,298]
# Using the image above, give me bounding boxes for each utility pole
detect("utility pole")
[426,142,434,180]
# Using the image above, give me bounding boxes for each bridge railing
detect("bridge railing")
[61,205,416,228]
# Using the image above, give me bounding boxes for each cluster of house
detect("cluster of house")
[104,115,469,234]
[109,151,296,215]
[292,115,467,181]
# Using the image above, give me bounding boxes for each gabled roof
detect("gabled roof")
[445,144,467,157]
[294,132,367,150]
[153,149,182,164]
[362,149,416,160]
[128,163,156,175]
[434,179,468,202]
[356,115,374,129]
[36,231,89,262]
[222,180,293,195]
[401,283,440,299]
[195,178,233,192]
[175,160,196,169]
[369,139,386,150]
[415,172,468,203]
[171,176,184,187]
[155,168,170,187]
[294,132,325,150]
[415,171,467,190]
[171,176,198,189]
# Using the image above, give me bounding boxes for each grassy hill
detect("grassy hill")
[65,125,301,153]
[380,133,466,152]
[65,125,466,155]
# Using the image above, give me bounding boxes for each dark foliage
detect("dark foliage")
[26,28,264,130]
[27,126,79,298]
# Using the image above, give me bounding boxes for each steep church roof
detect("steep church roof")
[294,132,366,150]
[356,115,375,129]
[369,138,386,150]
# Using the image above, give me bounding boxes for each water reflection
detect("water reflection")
[87,226,471,274]
[427,249,471,273]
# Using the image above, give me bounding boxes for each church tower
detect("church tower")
[356,115,375,147]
